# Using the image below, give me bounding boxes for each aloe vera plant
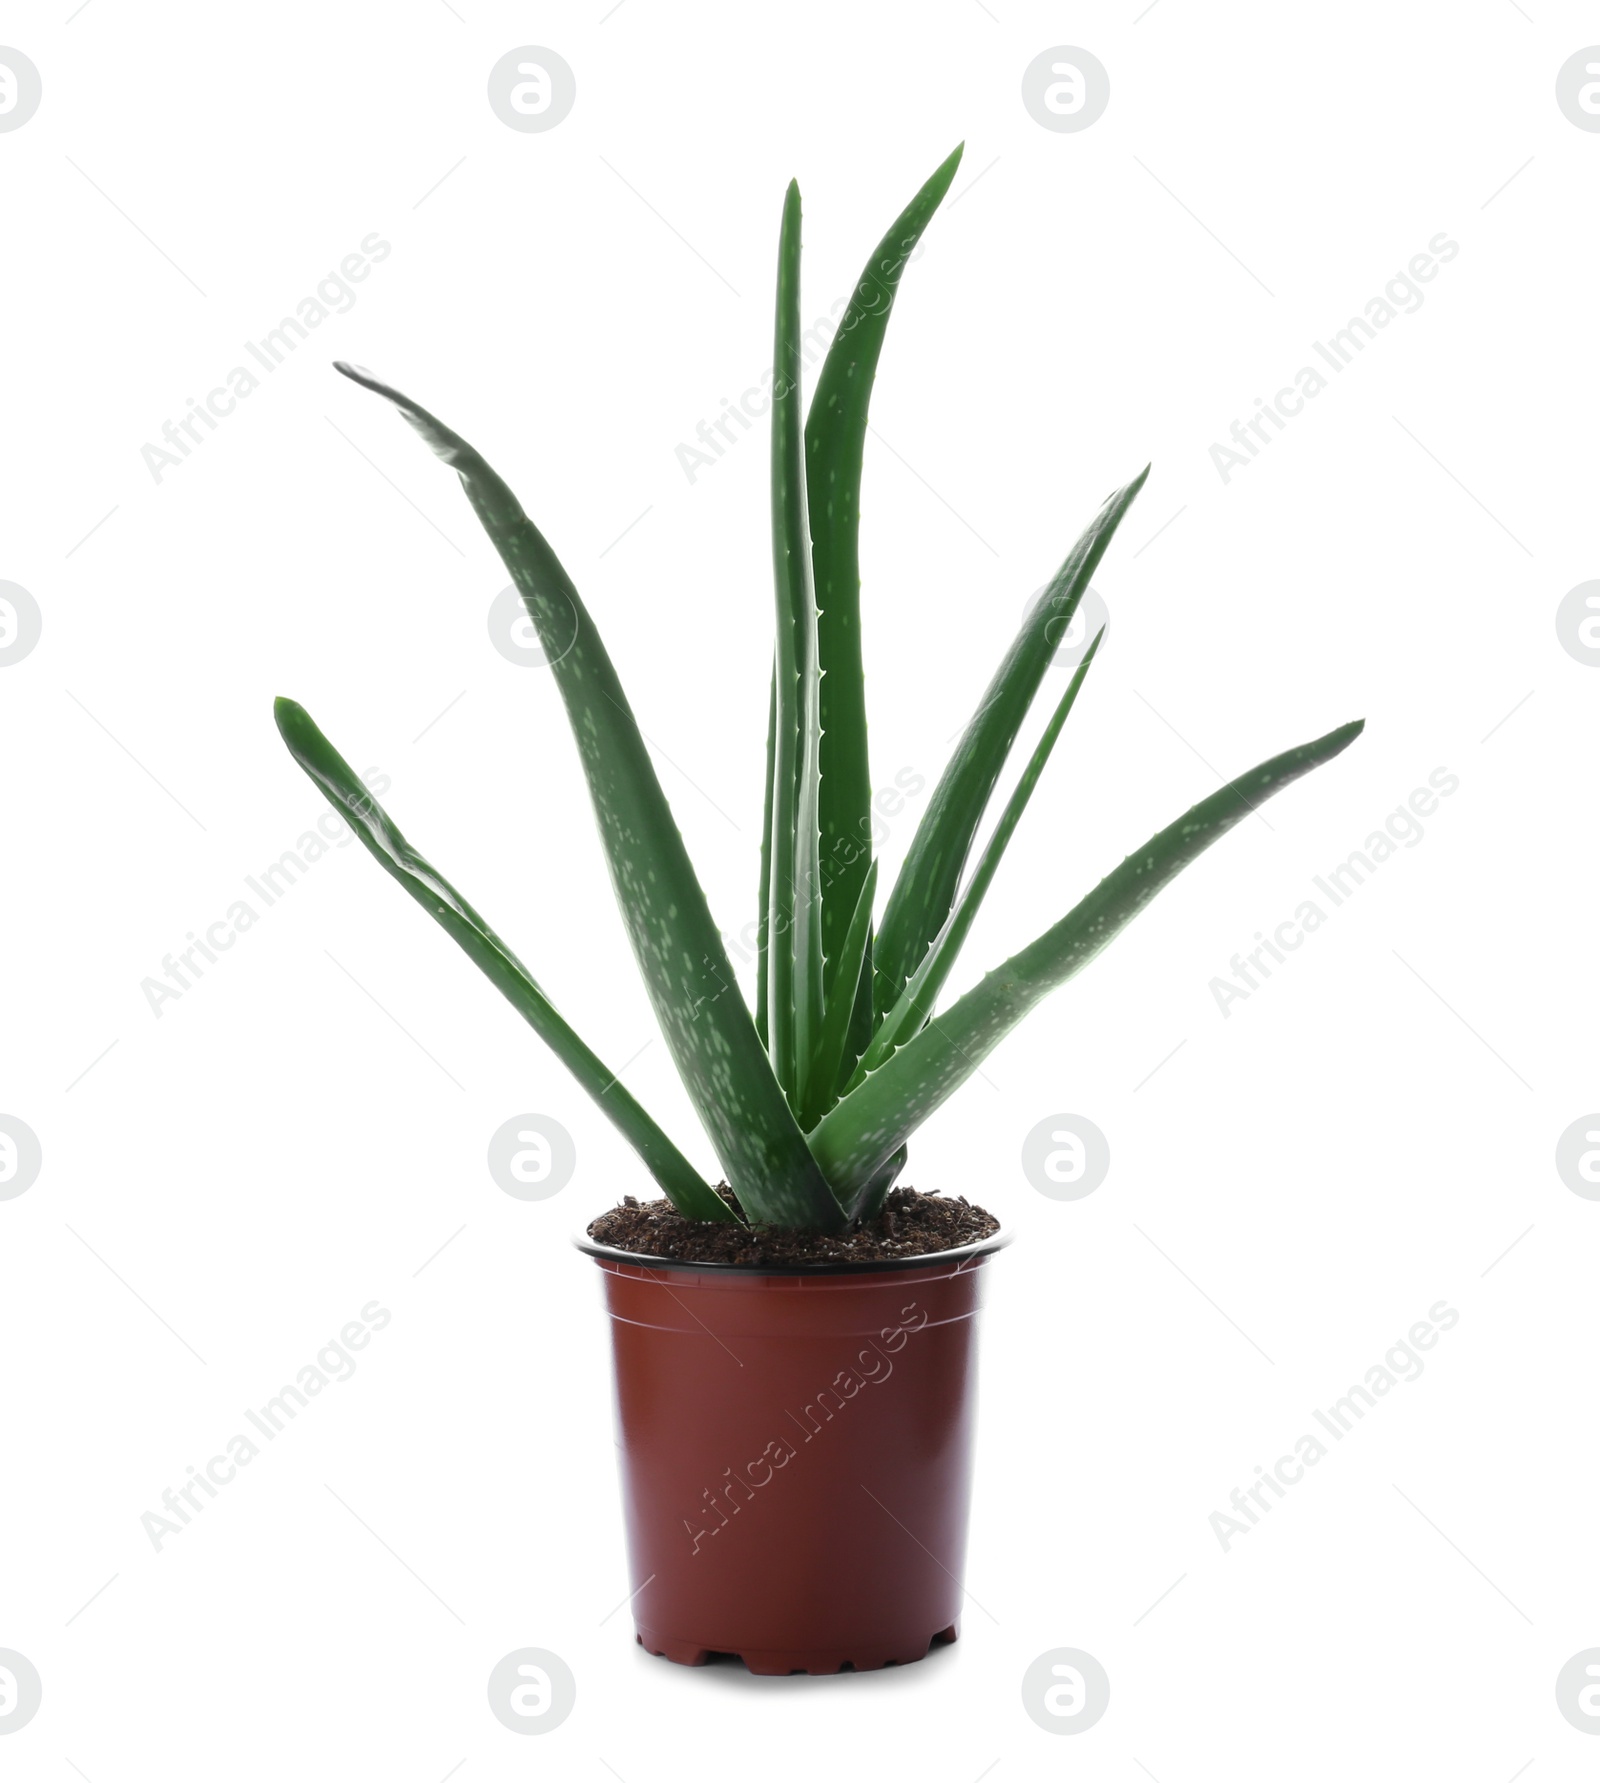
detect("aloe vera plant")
[276,147,1362,1235]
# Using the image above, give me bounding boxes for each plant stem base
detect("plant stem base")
[637,1622,959,1675]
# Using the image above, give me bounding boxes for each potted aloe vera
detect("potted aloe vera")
[275,144,1361,1675]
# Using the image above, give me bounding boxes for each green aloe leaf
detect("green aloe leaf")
[850,627,1105,1089]
[754,663,776,1050]
[805,142,963,993]
[800,858,877,1129]
[274,698,736,1225]
[811,719,1366,1196]
[332,363,845,1232]
[846,1143,907,1227]
[874,466,1149,1014]
[769,181,826,1110]
[837,931,876,1096]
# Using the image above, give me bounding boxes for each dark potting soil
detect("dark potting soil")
[587,1185,999,1266]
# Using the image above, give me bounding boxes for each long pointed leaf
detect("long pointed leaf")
[755,662,775,1049]
[850,627,1105,1088]
[273,698,736,1224]
[332,362,845,1232]
[800,858,877,1128]
[805,142,963,989]
[846,1144,907,1227]
[839,927,876,1094]
[812,719,1366,1195]
[874,466,1148,1014]
[769,181,825,1108]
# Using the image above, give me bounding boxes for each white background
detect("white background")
[2,2,1596,1777]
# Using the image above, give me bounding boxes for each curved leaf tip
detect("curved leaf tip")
[274,695,309,742]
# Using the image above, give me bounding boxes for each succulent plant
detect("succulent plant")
[275,145,1362,1234]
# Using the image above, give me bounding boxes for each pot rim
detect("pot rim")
[572,1221,1015,1278]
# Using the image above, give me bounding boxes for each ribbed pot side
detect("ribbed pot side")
[586,1245,1003,1676]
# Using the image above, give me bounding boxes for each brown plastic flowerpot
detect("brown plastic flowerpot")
[576,1227,1011,1675]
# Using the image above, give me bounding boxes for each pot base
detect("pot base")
[637,1622,959,1676]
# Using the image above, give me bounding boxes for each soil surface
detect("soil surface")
[586,1185,999,1267]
